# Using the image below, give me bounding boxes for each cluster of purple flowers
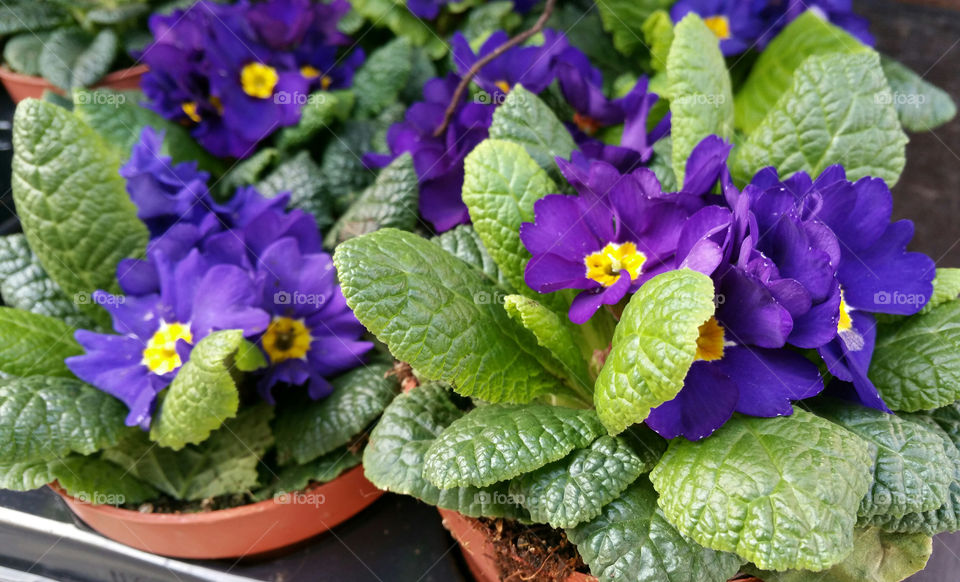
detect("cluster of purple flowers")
[139,0,363,158]
[672,0,873,55]
[522,136,934,440]
[366,29,670,233]
[66,128,371,429]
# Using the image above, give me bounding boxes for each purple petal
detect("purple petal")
[646,361,739,441]
[716,346,824,417]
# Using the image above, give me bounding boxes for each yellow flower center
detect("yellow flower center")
[695,317,725,362]
[301,65,321,79]
[584,242,646,287]
[262,316,312,364]
[495,80,511,94]
[210,95,224,115]
[704,15,732,40]
[321,75,333,90]
[182,101,201,123]
[838,296,853,333]
[241,62,279,99]
[141,322,193,375]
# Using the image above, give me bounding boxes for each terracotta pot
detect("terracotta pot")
[0,64,148,104]
[50,465,383,559]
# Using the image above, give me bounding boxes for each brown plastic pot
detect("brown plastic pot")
[0,64,148,103]
[50,465,383,559]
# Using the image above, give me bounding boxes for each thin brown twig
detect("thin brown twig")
[432,0,558,137]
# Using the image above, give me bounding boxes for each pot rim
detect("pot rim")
[0,64,149,86]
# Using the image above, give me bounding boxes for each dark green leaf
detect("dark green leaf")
[256,150,333,230]
[487,87,577,178]
[276,90,354,149]
[3,33,46,75]
[0,307,81,378]
[54,455,157,505]
[39,28,117,90]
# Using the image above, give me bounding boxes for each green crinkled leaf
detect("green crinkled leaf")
[104,404,273,501]
[255,447,361,500]
[432,225,512,290]
[0,307,81,378]
[276,89,354,149]
[12,99,148,327]
[747,527,932,582]
[73,88,224,176]
[334,228,564,404]
[596,0,671,57]
[594,270,715,435]
[461,139,569,314]
[0,376,127,464]
[650,409,874,571]
[218,147,279,195]
[54,455,157,505]
[149,330,244,450]
[317,120,379,208]
[461,1,522,41]
[487,87,577,178]
[3,33,47,75]
[325,154,419,246]
[255,150,333,231]
[510,436,645,529]
[922,267,960,313]
[732,52,907,186]
[362,383,527,519]
[503,294,591,389]
[870,300,960,412]
[650,136,677,192]
[39,28,117,90]
[813,401,954,519]
[86,4,150,24]
[0,458,62,490]
[667,14,734,186]
[349,0,446,59]
[0,2,69,37]
[734,12,867,134]
[274,361,399,465]
[423,403,604,489]
[352,37,413,117]
[567,478,742,582]
[642,10,673,73]
[880,55,957,133]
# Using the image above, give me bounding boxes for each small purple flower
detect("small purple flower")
[520,157,695,324]
[671,0,782,55]
[786,0,874,45]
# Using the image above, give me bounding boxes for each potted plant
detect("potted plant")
[0,0,170,102]
[0,81,418,558]
[331,5,960,582]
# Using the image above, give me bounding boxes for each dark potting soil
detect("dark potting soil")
[123,491,256,514]
[476,517,588,581]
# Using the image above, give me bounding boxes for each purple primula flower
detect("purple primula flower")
[520,157,695,324]
[365,74,494,232]
[786,0,874,45]
[671,0,782,55]
[407,0,536,19]
[65,248,270,429]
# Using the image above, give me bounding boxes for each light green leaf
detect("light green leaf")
[0,458,63,490]
[503,294,591,388]
[870,301,960,412]
[733,52,908,186]
[667,13,734,186]
[423,403,604,489]
[0,376,127,464]
[432,224,511,290]
[104,404,273,501]
[813,401,954,519]
[0,307,81,378]
[256,447,361,500]
[325,154,419,246]
[149,330,244,450]
[256,150,333,230]
[922,268,960,313]
[362,383,528,519]
[642,10,674,73]
[0,2,69,37]
[274,361,399,465]
[596,0,671,57]
[594,270,715,435]
[277,89,354,149]
[567,478,742,582]
[881,55,956,133]
[334,228,564,404]
[510,436,646,529]
[747,527,932,582]
[461,1,522,41]
[3,33,46,75]
[54,455,157,505]
[734,12,867,134]
[349,0,446,59]
[650,410,874,571]
[39,28,117,90]
[12,99,148,327]
[487,87,577,177]
[234,338,267,372]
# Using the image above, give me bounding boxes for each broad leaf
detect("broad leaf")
[0,307,81,378]
[881,55,956,133]
[317,120,379,208]
[503,295,591,388]
[3,33,46,75]
[668,14,734,186]
[734,12,867,133]
[54,455,157,505]
[334,229,564,404]
[642,10,673,73]
[104,404,273,501]
[256,150,333,230]
[12,99,148,327]
[149,330,244,450]
[510,436,645,529]
[0,2,69,37]
[432,225,511,290]
[596,0,671,57]
[870,301,960,411]
[276,89,354,149]
[733,52,907,186]
[650,410,874,571]
[0,458,62,490]
[39,28,117,90]
[487,87,577,177]
[0,376,127,464]
[747,527,932,582]
[594,270,716,435]
[325,154,419,246]
[422,403,604,489]
[814,401,954,519]
[352,37,414,118]
[567,478,742,582]
[922,267,960,313]
[274,361,399,465]
[349,0,446,59]
[256,447,361,500]
[362,383,528,519]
